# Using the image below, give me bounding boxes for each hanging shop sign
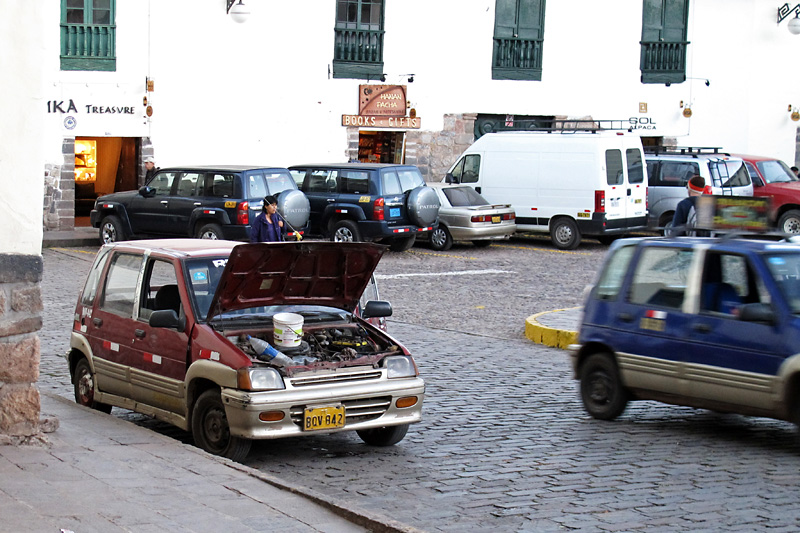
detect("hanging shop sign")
[359,85,407,116]
[342,115,421,129]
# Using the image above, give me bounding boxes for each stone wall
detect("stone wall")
[0,254,44,442]
[406,113,477,182]
[43,138,76,231]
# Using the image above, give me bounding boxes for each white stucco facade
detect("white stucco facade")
[31,0,800,231]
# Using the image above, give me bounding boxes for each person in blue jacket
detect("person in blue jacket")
[668,175,708,236]
[250,196,284,242]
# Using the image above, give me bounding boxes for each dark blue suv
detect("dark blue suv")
[571,233,800,430]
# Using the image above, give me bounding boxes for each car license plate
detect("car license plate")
[389,207,401,218]
[303,405,345,431]
[492,216,501,224]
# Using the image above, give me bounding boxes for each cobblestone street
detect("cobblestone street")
[38,240,800,531]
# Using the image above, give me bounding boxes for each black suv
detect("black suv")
[289,163,440,251]
[90,166,310,244]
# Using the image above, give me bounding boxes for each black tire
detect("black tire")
[778,209,800,234]
[191,389,251,461]
[196,222,224,240]
[429,226,453,251]
[389,235,416,252]
[550,217,581,250]
[357,423,409,446]
[100,215,126,245]
[406,187,441,227]
[472,240,492,248]
[331,220,361,242]
[579,353,629,420]
[73,358,112,414]
[659,212,675,237]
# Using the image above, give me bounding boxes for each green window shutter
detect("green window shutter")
[640,0,689,84]
[492,0,546,81]
[332,0,385,80]
[60,0,117,71]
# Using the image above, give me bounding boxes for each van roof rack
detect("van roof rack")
[502,119,634,134]
[643,146,730,156]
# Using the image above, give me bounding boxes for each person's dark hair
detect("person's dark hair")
[263,195,278,211]
[687,175,705,192]
[792,166,799,173]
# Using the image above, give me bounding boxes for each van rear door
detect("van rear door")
[624,147,648,221]
[602,146,647,228]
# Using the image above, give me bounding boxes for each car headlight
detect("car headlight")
[384,355,418,379]
[237,367,285,391]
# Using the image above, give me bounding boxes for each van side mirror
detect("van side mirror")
[361,300,392,319]
[139,186,156,197]
[738,303,775,324]
[445,172,458,184]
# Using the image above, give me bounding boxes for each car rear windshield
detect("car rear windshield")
[247,171,296,198]
[765,253,800,314]
[382,168,424,195]
[709,160,750,188]
[756,160,797,184]
[443,186,489,207]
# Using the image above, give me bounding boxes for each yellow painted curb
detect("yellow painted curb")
[524,308,580,350]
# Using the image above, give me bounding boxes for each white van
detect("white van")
[444,131,648,249]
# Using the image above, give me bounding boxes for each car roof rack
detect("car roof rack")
[643,146,731,157]
[501,118,634,134]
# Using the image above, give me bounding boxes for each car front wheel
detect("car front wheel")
[196,223,224,240]
[357,424,409,446]
[73,358,112,413]
[779,210,800,234]
[579,353,628,420]
[100,215,126,245]
[191,389,251,461]
[429,226,452,251]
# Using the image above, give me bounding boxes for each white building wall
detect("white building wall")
[39,0,800,191]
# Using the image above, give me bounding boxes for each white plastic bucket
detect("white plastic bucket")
[273,312,303,348]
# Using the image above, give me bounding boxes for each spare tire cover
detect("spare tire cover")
[277,189,311,230]
[407,186,440,227]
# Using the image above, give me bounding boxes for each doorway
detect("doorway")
[358,131,405,163]
[74,137,139,223]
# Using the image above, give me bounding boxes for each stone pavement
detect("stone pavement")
[0,392,420,533]
[524,307,582,349]
[42,226,99,248]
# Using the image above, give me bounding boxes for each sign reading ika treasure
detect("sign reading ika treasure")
[358,85,407,116]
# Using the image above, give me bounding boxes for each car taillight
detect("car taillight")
[237,201,249,225]
[373,197,385,221]
[645,187,649,210]
[595,190,605,213]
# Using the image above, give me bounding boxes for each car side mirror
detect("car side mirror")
[149,309,185,330]
[445,172,458,184]
[738,303,775,324]
[361,300,392,319]
[139,186,156,198]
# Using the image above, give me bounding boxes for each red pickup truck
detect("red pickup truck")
[737,154,800,233]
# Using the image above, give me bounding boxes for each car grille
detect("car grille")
[289,396,392,427]
[289,369,382,387]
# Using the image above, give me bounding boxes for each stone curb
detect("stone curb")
[524,308,579,349]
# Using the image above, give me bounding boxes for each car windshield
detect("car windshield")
[764,252,800,314]
[442,186,489,207]
[756,160,797,184]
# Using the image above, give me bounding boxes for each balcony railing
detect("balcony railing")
[492,37,543,80]
[640,40,688,83]
[61,23,116,70]
[334,28,384,63]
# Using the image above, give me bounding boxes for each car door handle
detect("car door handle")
[627,189,632,196]
[617,312,634,323]
[161,200,169,206]
[134,329,146,339]
[194,202,202,206]
[93,318,103,327]
[326,198,336,202]
[692,323,712,333]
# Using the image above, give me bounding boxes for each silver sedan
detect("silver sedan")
[420,184,516,251]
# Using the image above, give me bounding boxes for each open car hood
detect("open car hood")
[206,242,386,321]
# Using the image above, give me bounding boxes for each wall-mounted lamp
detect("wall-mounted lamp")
[790,104,800,121]
[399,74,415,83]
[680,101,692,118]
[687,77,710,86]
[778,3,800,34]
[227,0,250,23]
